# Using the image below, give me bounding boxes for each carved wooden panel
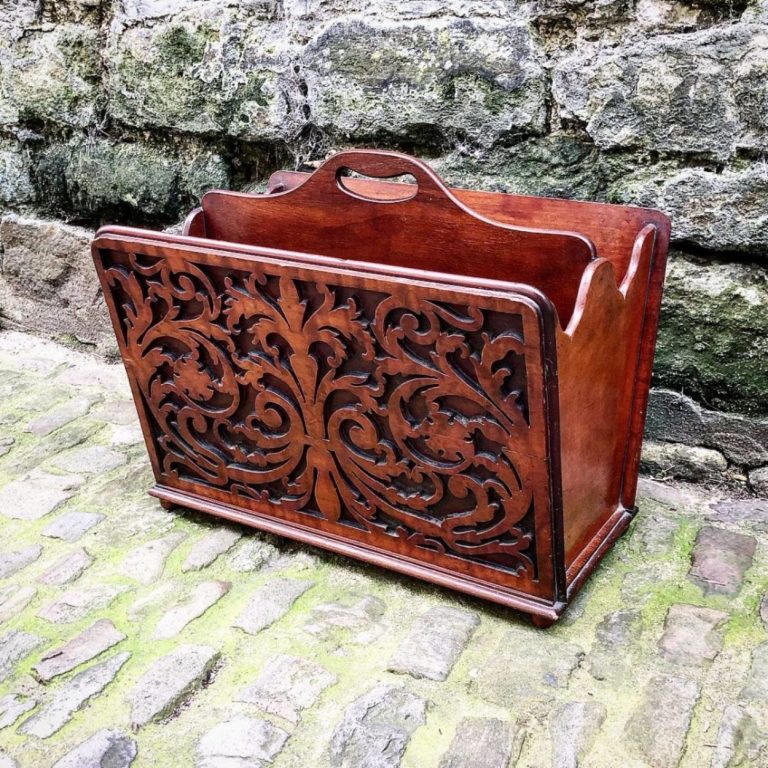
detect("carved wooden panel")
[94,241,559,598]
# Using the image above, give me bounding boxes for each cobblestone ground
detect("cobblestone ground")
[0,330,766,768]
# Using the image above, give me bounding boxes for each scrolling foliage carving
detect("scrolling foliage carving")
[101,249,542,577]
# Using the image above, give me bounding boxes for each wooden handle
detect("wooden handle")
[307,149,448,201]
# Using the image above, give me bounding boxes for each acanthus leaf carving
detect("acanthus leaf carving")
[103,249,540,578]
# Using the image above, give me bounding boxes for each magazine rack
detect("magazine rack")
[92,150,669,626]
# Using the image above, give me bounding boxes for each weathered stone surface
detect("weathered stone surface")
[304,19,547,147]
[0,24,102,130]
[19,652,131,739]
[439,717,521,768]
[52,729,138,768]
[52,445,127,474]
[55,360,130,390]
[0,629,42,682]
[0,215,116,356]
[709,498,768,526]
[108,423,143,446]
[282,0,512,24]
[0,330,74,375]
[553,25,767,162]
[304,595,385,644]
[128,645,219,728]
[33,619,126,683]
[650,256,768,418]
[183,528,241,572]
[625,674,699,768]
[761,594,768,632]
[0,469,83,520]
[127,581,178,622]
[615,165,768,257]
[689,526,756,596]
[744,0,768,22]
[0,586,36,624]
[7,419,101,477]
[431,135,605,202]
[330,684,427,768]
[105,5,294,143]
[0,694,36,729]
[749,466,768,496]
[595,609,641,648]
[38,584,128,624]
[228,537,278,572]
[196,716,289,768]
[25,396,98,437]
[711,705,766,768]
[630,513,680,556]
[236,654,336,725]
[640,441,727,483]
[740,642,768,703]
[658,604,729,667]
[387,606,478,681]
[91,400,137,426]
[588,609,641,681]
[153,580,230,639]
[234,578,313,635]
[0,753,17,768]
[37,547,93,585]
[621,563,673,607]
[0,140,34,205]
[471,630,584,704]
[34,138,230,224]
[42,510,104,542]
[536,0,743,41]
[550,701,606,768]
[0,437,13,458]
[636,476,703,511]
[0,543,42,579]
[120,532,186,585]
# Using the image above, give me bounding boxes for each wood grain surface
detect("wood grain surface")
[92,149,669,624]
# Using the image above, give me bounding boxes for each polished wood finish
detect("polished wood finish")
[201,152,595,323]
[92,149,669,624]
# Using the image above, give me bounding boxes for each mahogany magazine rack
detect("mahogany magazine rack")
[92,150,670,626]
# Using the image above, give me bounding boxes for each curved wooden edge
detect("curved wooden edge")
[91,228,557,314]
[564,222,658,338]
[556,219,664,568]
[292,148,450,200]
[566,507,634,598]
[620,223,658,297]
[202,150,597,261]
[620,219,670,509]
[267,169,671,222]
[182,207,205,237]
[150,484,566,625]
[563,258,615,337]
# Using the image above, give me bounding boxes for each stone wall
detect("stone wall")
[0,0,766,488]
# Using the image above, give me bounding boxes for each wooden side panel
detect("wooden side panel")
[557,224,662,576]
[92,234,564,606]
[201,150,595,324]
[620,219,670,510]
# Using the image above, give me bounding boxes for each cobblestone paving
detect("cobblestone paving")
[0,330,766,768]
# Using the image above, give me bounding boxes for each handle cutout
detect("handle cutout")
[337,168,418,203]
